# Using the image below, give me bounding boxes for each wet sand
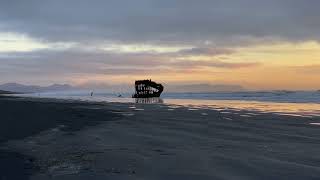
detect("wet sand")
[1,96,320,179]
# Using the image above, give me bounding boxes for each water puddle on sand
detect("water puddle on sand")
[50,125,66,133]
[310,123,320,126]
[188,108,199,111]
[15,94,320,118]
[122,113,135,116]
[275,113,312,118]
[164,99,320,118]
[221,111,232,114]
[111,111,126,114]
[240,115,252,118]
[167,105,183,109]
[246,113,259,116]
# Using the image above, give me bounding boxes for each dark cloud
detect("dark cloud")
[0,49,259,82]
[0,0,319,44]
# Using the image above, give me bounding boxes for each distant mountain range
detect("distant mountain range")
[0,82,246,93]
[0,83,75,93]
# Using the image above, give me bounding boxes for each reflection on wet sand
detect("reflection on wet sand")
[164,99,320,117]
[135,98,163,104]
[14,94,320,118]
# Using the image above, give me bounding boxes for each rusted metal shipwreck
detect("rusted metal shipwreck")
[132,79,164,98]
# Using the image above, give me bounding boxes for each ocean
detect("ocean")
[17,90,320,117]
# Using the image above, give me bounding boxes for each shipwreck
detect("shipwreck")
[132,79,164,98]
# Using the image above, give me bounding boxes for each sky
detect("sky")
[0,0,320,90]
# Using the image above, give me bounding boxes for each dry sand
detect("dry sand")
[1,96,320,180]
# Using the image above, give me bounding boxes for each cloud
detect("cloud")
[0,0,320,45]
[0,32,76,53]
[0,0,319,89]
[171,60,260,69]
[100,43,192,54]
[0,49,260,82]
[177,47,234,56]
[0,48,258,68]
[290,65,320,75]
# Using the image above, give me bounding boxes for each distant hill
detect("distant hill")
[0,83,75,93]
[0,90,15,94]
[166,84,245,93]
[0,82,245,93]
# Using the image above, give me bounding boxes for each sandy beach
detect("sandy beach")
[1,96,320,180]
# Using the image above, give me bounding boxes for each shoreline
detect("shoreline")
[1,96,320,179]
[9,93,320,118]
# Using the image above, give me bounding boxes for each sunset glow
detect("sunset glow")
[1,1,320,91]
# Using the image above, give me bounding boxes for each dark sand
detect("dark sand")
[1,96,320,180]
